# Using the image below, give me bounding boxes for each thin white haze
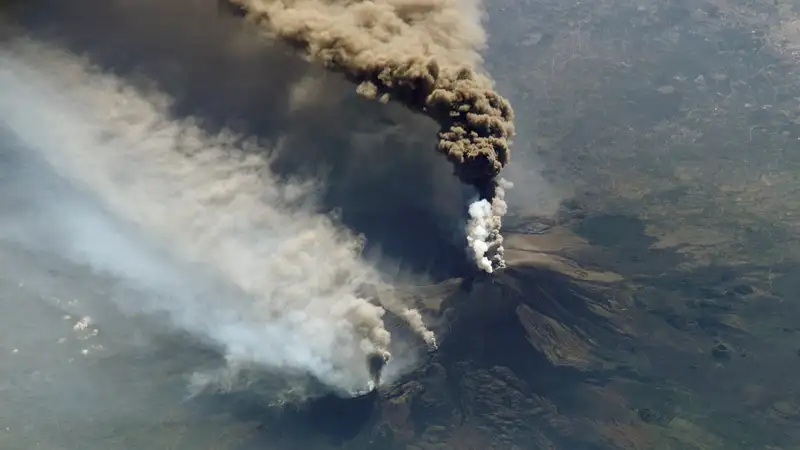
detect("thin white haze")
[0,37,435,398]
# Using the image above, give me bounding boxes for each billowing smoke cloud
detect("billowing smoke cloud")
[227,0,515,272]
[6,0,478,279]
[0,38,435,398]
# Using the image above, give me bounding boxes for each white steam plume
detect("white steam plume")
[0,38,434,397]
[466,178,511,273]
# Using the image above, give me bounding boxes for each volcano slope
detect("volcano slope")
[221,209,800,450]
[205,224,651,450]
[350,232,637,450]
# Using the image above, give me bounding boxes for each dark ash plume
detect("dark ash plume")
[226,0,515,272]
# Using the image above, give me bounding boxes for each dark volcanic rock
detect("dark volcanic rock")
[346,264,634,449]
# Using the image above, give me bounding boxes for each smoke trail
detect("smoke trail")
[226,0,515,272]
[0,38,435,397]
[7,0,475,279]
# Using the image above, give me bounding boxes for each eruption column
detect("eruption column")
[226,0,516,272]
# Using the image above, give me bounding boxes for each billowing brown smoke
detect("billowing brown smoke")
[226,0,515,270]
[227,0,514,187]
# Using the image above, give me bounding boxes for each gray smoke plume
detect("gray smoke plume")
[226,0,515,272]
[0,38,435,397]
